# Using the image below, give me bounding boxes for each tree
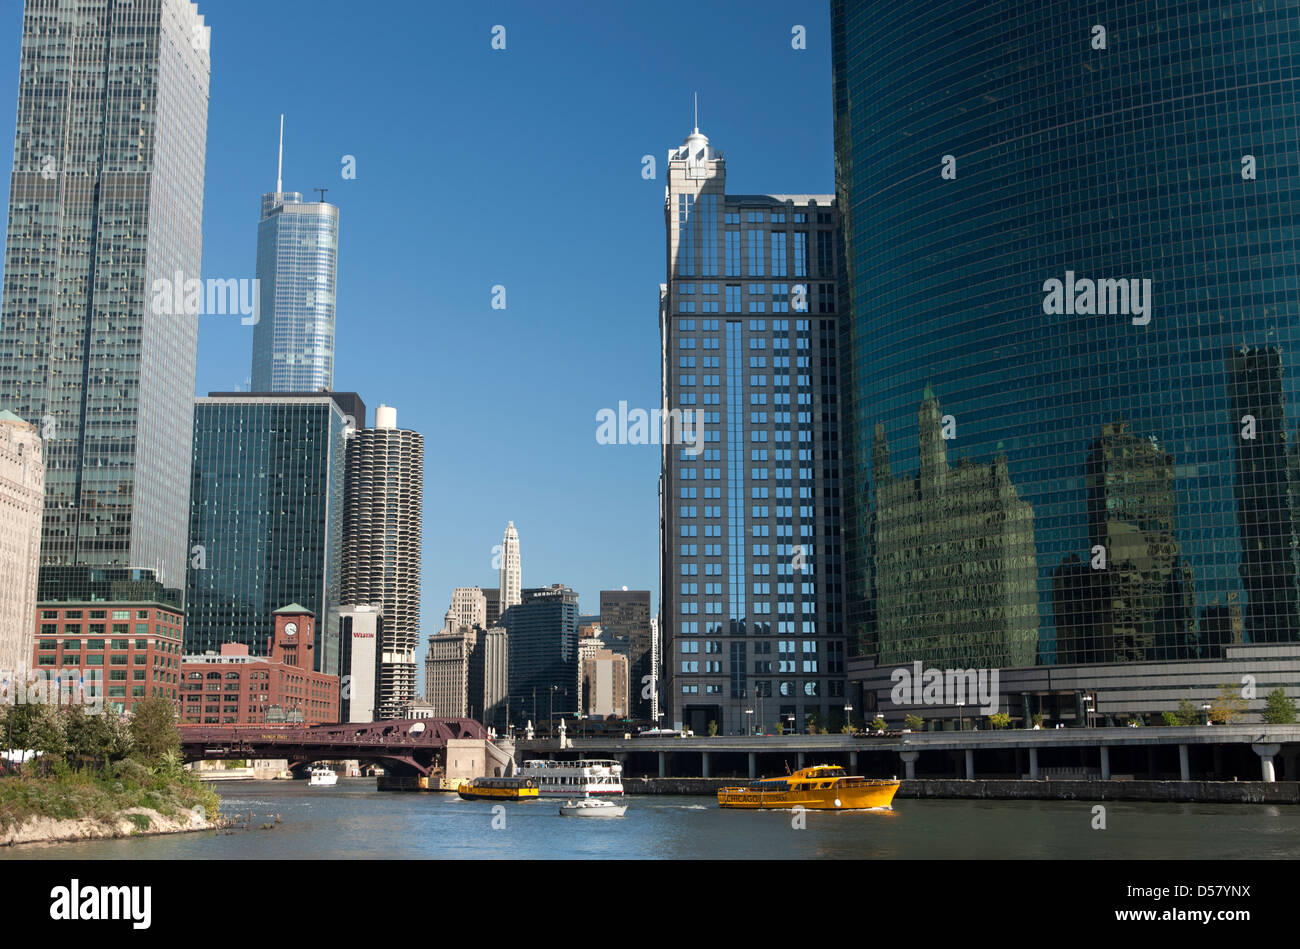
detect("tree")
[904,713,924,732]
[1160,711,1178,726]
[1172,700,1200,726]
[870,715,887,732]
[774,720,785,736]
[61,707,132,769]
[1262,688,1297,725]
[707,720,718,737]
[1208,683,1246,724]
[129,696,180,764]
[3,703,66,771]
[987,712,1011,730]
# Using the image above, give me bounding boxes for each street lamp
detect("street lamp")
[844,702,854,734]
[787,714,796,737]
[1201,704,1212,726]
[744,708,754,736]
[956,701,965,732]
[1083,694,1095,729]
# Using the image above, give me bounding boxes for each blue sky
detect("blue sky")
[0,0,835,657]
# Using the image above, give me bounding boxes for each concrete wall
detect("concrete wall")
[446,738,489,786]
[623,776,1300,803]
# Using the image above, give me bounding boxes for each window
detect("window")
[747,230,764,275]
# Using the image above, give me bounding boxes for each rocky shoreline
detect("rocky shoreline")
[1,806,213,848]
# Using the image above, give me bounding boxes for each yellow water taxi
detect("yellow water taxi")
[717,765,900,810]
[456,776,540,801]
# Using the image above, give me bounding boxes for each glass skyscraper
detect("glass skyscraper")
[659,125,846,736]
[832,0,1300,673]
[185,392,356,674]
[250,179,340,392]
[500,585,579,724]
[0,0,211,590]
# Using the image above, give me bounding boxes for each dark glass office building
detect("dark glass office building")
[833,1,1300,672]
[599,589,652,719]
[184,392,356,674]
[499,585,579,724]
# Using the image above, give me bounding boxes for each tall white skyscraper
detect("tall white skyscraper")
[250,116,340,392]
[498,521,521,613]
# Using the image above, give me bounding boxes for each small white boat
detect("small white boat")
[558,797,626,818]
[308,767,338,787]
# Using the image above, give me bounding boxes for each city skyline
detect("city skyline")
[0,2,834,650]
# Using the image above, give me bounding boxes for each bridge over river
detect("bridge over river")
[180,718,488,776]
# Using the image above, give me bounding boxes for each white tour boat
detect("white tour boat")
[558,797,627,818]
[516,759,624,797]
[308,767,338,787]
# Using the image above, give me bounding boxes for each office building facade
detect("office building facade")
[185,393,354,673]
[599,589,652,719]
[31,567,184,717]
[181,606,339,725]
[339,603,381,722]
[425,627,475,719]
[250,120,341,393]
[659,125,846,736]
[500,585,578,724]
[343,404,423,718]
[0,0,210,590]
[498,522,521,612]
[833,0,1300,719]
[581,647,629,719]
[0,411,43,671]
[472,625,509,728]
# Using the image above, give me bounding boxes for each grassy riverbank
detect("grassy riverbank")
[0,696,221,845]
[0,761,220,837]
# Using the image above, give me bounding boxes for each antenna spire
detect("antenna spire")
[276,114,284,194]
[693,92,698,133]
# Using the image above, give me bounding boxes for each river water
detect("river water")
[3,779,1297,859]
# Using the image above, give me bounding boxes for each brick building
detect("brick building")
[30,567,183,716]
[180,604,339,725]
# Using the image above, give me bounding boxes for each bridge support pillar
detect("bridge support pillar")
[899,750,919,780]
[849,751,858,773]
[1253,743,1281,783]
[964,748,975,780]
[1178,744,1190,782]
[748,752,756,779]
[797,752,805,769]
[1100,745,1111,781]
[658,751,666,778]
[701,751,710,778]
[1028,747,1040,780]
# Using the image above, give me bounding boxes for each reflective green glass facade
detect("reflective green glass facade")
[832,0,1300,667]
[184,394,347,674]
